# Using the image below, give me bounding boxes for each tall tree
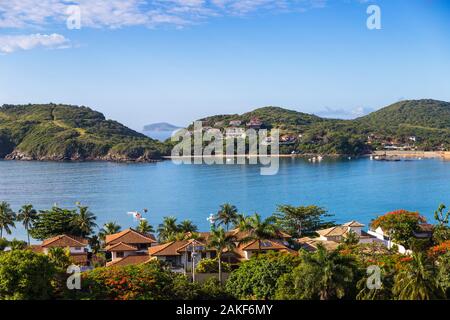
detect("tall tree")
[274,205,334,238]
[17,204,38,245]
[0,202,16,238]
[157,216,179,243]
[239,213,277,252]
[89,235,101,254]
[98,222,122,240]
[208,227,237,283]
[136,219,155,234]
[72,205,97,237]
[178,220,198,233]
[393,252,445,300]
[215,203,239,231]
[433,204,450,244]
[276,245,357,300]
[29,206,81,240]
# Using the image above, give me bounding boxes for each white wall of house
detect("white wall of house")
[367,228,410,254]
[348,226,362,235]
[111,251,135,261]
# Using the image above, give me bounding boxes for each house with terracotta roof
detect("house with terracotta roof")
[30,234,90,266]
[298,221,380,252]
[105,228,157,266]
[148,238,217,272]
[105,228,295,269]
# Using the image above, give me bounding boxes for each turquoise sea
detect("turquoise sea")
[1,158,449,241]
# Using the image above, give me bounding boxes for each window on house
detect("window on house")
[210,251,217,259]
[116,252,124,258]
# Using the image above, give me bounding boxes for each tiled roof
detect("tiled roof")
[105,242,138,252]
[297,237,340,251]
[417,224,434,233]
[148,242,177,256]
[316,226,348,237]
[240,239,288,251]
[105,228,156,245]
[148,239,214,256]
[28,245,44,253]
[41,234,88,248]
[106,254,151,267]
[342,221,365,227]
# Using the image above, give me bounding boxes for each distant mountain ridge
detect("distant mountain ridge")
[0,104,168,162]
[143,122,181,132]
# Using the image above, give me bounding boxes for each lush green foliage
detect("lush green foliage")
[196,99,450,154]
[196,258,232,273]
[75,261,229,300]
[370,210,427,248]
[392,252,445,300]
[29,206,94,240]
[275,246,359,300]
[226,252,301,299]
[0,104,168,161]
[0,201,16,238]
[274,205,335,238]
[0,250,56,300]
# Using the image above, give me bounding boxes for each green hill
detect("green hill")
[197,106,328,131]
[193,99,450,155]
[356,99,450,130]
[352,99,450,149]
[0,104,168,161]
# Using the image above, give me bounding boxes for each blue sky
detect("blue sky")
[0,0,449,130]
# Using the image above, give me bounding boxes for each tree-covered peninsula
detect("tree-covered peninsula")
[0,104,169,162]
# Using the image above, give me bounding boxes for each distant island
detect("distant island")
[0,104,168,162]
[143,122,182,132]
[1,99,450,162]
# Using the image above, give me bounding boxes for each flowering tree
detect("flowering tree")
[370,210,427,248]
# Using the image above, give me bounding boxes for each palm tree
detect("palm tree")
[47,247,72,270]
[215,203,239,231]
[299,245,357,300]
[208,227,237,283]
[239,213,277,252]
[72,205,97,237]
[178,220,198,233]
[157,216,179,243]
[137,219,155,234]
[89,235,101,254]
[0,201,16,238]
[393,252,445,300]
[8,238,27,250]
[98,222,122,240]
[17,204,38,245]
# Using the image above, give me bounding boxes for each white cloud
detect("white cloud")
[0,0,329,30]
[0,33,70,53]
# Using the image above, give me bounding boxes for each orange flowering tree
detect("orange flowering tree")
[73,261,196,300]
[429,240,450,258]
[370,210,427,248]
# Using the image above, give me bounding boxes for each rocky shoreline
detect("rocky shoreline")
[3,151,161,163]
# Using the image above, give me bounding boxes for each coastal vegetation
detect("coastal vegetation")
[1,99,450,161]
[0,104,168,162]
[0,201,449,300]
[196,99,450,155]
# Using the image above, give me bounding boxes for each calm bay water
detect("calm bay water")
[1,158,449,241]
